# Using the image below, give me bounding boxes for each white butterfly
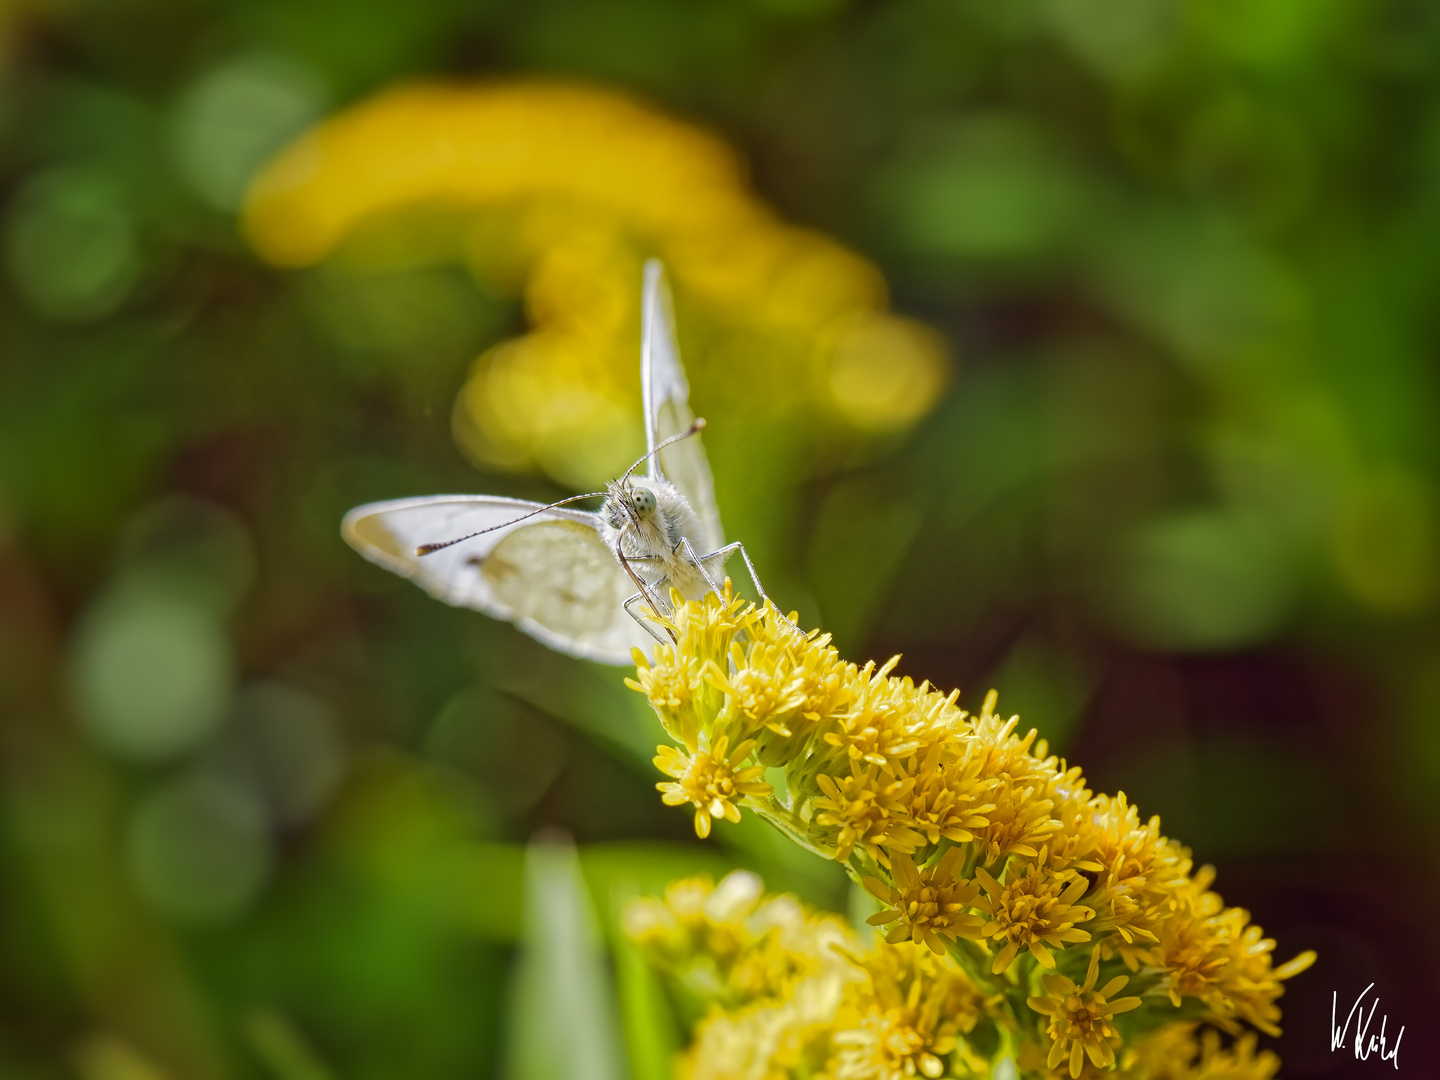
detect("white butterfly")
[341,260,778,665]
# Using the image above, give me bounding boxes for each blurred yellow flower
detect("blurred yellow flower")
[830,943,986,1080]
[243,82,950,488]
[626,874,993,1080]
[1121,1024,1281,1080]
[626,871,865,1079]
[625,870,853,1010]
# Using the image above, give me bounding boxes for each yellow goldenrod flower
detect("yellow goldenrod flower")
[1184,900,1317,1038]
[822,659,931,767]
[791,635,857,725]
[655,734,773,838]
[969,710,1063,862]
[904,742,997,847]
[625,871,858,1006]
[1216,924,1316,1038]
[627,871,866,1079]
[1190,1027,1283,1080]
[813,764,924,865]
[679,997,828,1080]
[861,848,984,954]
[628,645,706,749]
[1027,946,1143,1078]
[1085,792,1171,886]
[1036,753,1103,878]
[831,943,988,1080]
[625,872,755,990]
[706,640,809,737]
[974,778,1062,864]
[1121,1023,1282,1080]
[1153,866,1230,1007]
[972,852,1095,974]
[1075,794,1185,970]
[630,591,1315,1076]
[1085,875,1165,973]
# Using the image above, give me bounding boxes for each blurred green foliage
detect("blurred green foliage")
[3,0,1438,1076]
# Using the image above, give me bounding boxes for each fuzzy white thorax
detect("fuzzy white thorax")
[598,475,713,599]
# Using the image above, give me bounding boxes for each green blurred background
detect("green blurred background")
[2,0,1436,1077]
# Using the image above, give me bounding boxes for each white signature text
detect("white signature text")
[1332,983,1403,1069]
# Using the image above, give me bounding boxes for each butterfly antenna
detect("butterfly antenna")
[620,418,706,486]
[415,491,606,556]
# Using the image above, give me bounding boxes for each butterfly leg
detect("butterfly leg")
[623,591,673,646]
[615,545,675,643]
[700,542,807,640]
[614,528,670,617]
[677,537,723,596]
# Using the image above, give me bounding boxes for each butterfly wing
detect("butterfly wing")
[342,495,652,665]
[641,260,724,553]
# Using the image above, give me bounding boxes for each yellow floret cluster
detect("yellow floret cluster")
[627,586,1315,1078]
[628,873,1295,1080]
[627,870,996,1080]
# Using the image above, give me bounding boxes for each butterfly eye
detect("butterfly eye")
[631,489,656,516]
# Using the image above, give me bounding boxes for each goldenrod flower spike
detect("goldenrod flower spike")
[629,592,1316,1077]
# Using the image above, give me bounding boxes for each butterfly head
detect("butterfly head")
[599,419,706,551]
[603,478,658,531]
